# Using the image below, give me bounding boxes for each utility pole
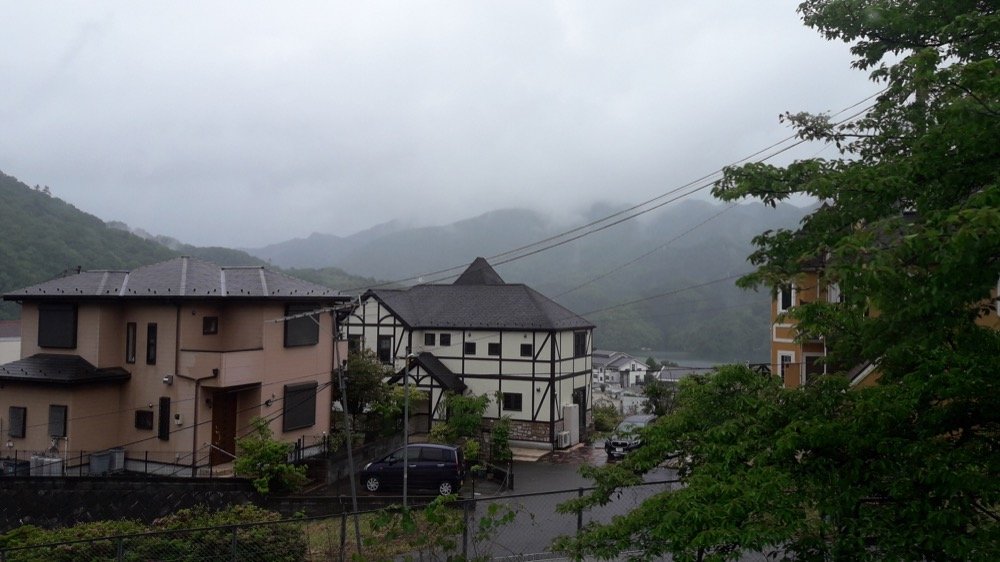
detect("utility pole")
[403,348,415,509]
[338,359,362,556]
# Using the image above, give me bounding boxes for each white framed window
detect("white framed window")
[827,283,842,304]
[778,285,796,313]
[778,352,795,382]
[803,354,825,386]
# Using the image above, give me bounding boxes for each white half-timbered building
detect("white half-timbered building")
[343,258,594,450]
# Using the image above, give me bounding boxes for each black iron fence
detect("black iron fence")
[0,436,327,479]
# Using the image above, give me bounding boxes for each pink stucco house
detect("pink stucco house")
[0,257,348,474]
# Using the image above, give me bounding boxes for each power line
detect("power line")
[344,93,881,292]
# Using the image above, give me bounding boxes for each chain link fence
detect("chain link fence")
[1,482,669,561]
[0,480,772,560]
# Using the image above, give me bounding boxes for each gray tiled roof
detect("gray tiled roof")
[367,259,593,331]
[0,354,130,385]
[3,257,344,301]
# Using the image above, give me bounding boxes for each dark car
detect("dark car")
[360,444,465,495]
[605,414,657,459]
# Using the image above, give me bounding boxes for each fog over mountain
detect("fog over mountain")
[247,200,810,361]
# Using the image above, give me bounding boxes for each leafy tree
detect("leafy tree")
[640,378,678,417]
[429,392,491,444]
[644,356,660,370]
[332,349,423,441]
[559,1,1000,560]
[592,402,622,433]
[234,417,308,495]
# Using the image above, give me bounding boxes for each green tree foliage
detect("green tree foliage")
[0,504,304,562]
[234,418,308,495]
[333,350,425,441]
[559,2,1000,559]
[0,171,377,321]
[640,378,678,417]
[429,392,491,444]
[591,402,622,433]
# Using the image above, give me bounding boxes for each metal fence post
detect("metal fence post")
[340,510,347,560]
[462,497,472,558]
[577,488,584,534]
[116,537,124,562]
[231,526,238,561]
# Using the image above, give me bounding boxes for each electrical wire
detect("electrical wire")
[345,90,884,292]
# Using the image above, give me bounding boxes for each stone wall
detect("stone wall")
[0,476,259,532]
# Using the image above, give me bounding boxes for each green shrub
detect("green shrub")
[592,403,622,432]
[0,505,306,562]
[234,417,308,495]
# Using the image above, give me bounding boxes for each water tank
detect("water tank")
[30,455,63,476]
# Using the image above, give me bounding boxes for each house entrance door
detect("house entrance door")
[572,387,587,441]
[211,392,237,465]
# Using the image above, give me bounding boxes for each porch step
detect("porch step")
[510,447,550,462]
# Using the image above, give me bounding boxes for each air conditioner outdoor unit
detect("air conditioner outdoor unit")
[556,430,571,449]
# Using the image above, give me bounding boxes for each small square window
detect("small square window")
[440,333,452,346]
[347,334,362,353]
[424,333,436,346]
[488,342,501,356]
[38,303,77,349]
[48,405,68,438]
[520,343,533,358]
[202,316,219,335]
[573,331,588,358]
[125,322,136,364]
[8,407,26,438]
[146,323,158,365]
[135,410,154,430]
[283,382,318,432]
[778,285,795,312]
[377,335,393,363]
[284,304,319,347]
[464,341,476,355]
[502,393,523,411]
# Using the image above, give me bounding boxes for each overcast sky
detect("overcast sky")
[1,2,876,248]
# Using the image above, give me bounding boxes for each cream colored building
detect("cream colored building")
[344,258,594,450]
[1,257,347,474]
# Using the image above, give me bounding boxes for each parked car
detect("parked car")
[360,444,465,495]
[604,414,657,459]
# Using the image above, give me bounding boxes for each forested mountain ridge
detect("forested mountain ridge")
[247,200,810,361]
[1,169,805,360]
[0,172,376,319]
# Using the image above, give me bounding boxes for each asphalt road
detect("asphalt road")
[463,441,679,559]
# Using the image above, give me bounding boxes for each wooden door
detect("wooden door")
[211,392,237,465]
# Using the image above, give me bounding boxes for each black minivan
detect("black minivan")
[360,444,465,495]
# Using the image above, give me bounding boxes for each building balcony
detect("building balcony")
[178,349,264,388]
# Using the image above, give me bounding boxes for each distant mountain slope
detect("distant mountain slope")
[244,200,810,361]
[0,172,178,318]
[0,171,374,319]
[246,219,412,269]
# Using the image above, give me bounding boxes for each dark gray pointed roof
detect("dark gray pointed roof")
[388,352,467,393]
[0,354,130,385]
[3,257,346,302]
[453,257,505,286]
[366,259,593,331]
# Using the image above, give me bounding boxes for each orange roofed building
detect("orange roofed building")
[0,257,348,474]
